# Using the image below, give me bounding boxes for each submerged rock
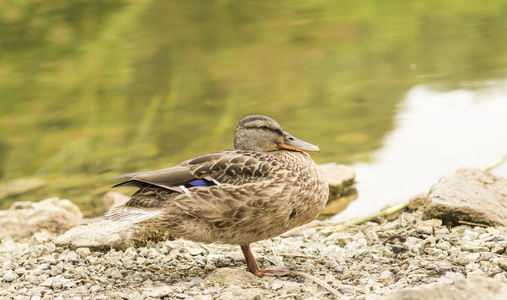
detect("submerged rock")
[423,168,507,227]
[319,163,357,216]
[319,163,356,198]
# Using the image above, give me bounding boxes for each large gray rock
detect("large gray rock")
[423,168,507,227]
[0,197,82,242]
[54,220,164,251]
[383,276,507,300]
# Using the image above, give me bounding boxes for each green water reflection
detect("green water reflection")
[2,0,507,216]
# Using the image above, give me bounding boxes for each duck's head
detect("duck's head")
[233,115,320,153]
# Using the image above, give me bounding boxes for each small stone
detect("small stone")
[106,267,123,279]
[438,277,454,285]
[437,241,451,251]
[487,236,506,242]
[491,242,507,254]
[228,253,245,263]
[15,267,26,275]
[462,230,479,241]
[52,276,64,290]
[379,270,393,280]
[90,285,102,293]
[460,246,489,253]
[33,264,50,276]
[207,253,224,260]
[272,282,283,290]
[390,244,408,254]
[24,275,39,284]
[185,243,203,256]
[51,263,64,276]
[40,277,54,287]
[479,233,491,239]
[75,247,91,257]
[63,280,77,289]
[3,271,16,282]
[188,278,203,287]
[136,257,146,264]
[463,253,480,264]
[143,286,175,298]
[123,247,137,260]
[498,259,507,271]
[449,247,460,254]
[65,251,80,262]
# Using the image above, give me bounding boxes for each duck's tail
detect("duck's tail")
[105,205,163,224]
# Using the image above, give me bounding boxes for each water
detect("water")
[334,81,507,221]
[1,0,507,217]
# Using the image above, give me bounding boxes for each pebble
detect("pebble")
[75,247,91,257]
[105,268,123,279]
[462,230,479,241]
[185,241,204,256]
[498,259,507,271]
[65,251,80,263]
[3,271,16,282]
[188,278,203,287]
[40,277,54,287]
[271,282,283,290]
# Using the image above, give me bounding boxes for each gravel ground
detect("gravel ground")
[2,205,507,299]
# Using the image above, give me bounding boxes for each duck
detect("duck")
[105,115,329,277]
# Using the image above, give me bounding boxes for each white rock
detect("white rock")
[142,286,175,298]
[3,270,16,282]
[75,247,91,257]
[379,270,393,280]
[65,251,80,262]
[40,277,54,287]
[106,267,123,279]
[271,282,284,290]
[185,241,204,256]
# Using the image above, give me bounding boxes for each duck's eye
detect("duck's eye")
[260,125,269,130]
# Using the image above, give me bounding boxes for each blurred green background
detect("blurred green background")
[1,0,507,217]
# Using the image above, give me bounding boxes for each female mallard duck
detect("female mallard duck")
[105,115,329,277]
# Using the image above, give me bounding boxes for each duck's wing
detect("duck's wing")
[111,150,277,191]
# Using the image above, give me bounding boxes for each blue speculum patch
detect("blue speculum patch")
[184,179,217,188]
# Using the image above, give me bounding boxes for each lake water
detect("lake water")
[1,1,507,218]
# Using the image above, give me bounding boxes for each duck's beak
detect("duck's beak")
[277,131,320,153]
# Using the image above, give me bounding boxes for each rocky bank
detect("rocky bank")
[1,167,507,299]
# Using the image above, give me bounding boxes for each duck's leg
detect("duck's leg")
[240,245,291,277]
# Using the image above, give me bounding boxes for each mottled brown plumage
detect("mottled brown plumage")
[105,115,329,277]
